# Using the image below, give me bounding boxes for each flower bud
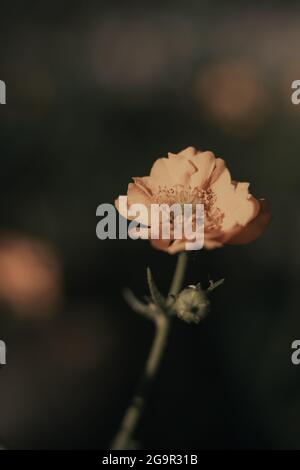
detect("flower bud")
[173,285,208,324]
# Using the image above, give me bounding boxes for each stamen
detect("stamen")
[154,185,224,230]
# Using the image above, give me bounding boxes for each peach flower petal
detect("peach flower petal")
[115,182,152,225]
[212,175,259,231]
[132,177,153,198]
[203,238,224,249]
[210,158,226,184]
[228,199,271,245]
[210,166,232,194]
[127,183,152,208]
[177,146,198,159]
[150,238,171,252]
[149,155,195,192]
[189,151,217,189]
[167,239,187,254]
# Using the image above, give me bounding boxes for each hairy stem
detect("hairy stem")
[169,252,188,297]
[110,252,188,450]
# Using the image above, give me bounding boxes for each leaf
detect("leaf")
[146,267,166,309]
[123,288,154,320]
[207,278,225,292]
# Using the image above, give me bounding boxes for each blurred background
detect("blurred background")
[0,0,299,449]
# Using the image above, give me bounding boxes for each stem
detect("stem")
[169,252,188,297]
[110,252,188,450]
[110,314,170,450]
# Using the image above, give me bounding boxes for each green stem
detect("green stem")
[110,252,188,450]
[169,252,188,297]
[110,313,170,450]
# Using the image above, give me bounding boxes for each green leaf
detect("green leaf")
[207,278,225,292]
[146,267,166,309]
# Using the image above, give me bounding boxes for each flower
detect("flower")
[115,147,271,254]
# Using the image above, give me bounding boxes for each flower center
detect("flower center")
[154,185,224,231]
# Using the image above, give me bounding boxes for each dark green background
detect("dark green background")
[0,0,299,449]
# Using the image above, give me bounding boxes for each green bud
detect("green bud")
[173,285,209,324]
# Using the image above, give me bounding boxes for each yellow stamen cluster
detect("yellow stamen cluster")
[154,185,224,231]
